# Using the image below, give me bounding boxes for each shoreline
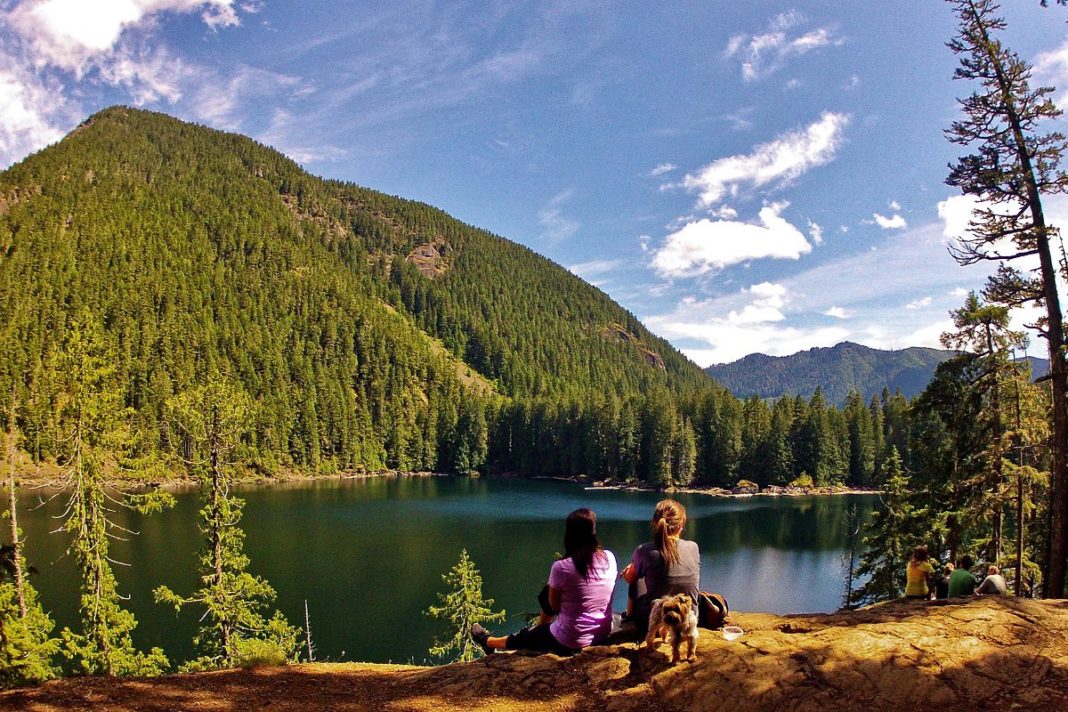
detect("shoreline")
[8,461,880,498]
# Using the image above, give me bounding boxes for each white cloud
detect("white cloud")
[568,259,622,282]
[1035,39,1068,105]
[873,212,907,229]
[724,11,841,82]
[650,202,812,277]
[901,320,954,350]
[727,282,787,324]
[648,162,676,177]
[639,235,651,253]
[680,111,849,208]
[937,193,983,240]
[889,200,901,211]
[670,323,851,365]
[906,296,932,310]
[643,219,997,366]
[538,190,579,243]
[7,0,242,75]
[648,281,852,364]
[0,57,71,165]
[807,219,823,245]
[0,0,255,166]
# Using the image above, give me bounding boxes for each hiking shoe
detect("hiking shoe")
[470,623,494,656]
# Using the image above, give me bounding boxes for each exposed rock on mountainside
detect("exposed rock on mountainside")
[3,597,1064,711]
[406,238,449,278]
[604,323,666,370]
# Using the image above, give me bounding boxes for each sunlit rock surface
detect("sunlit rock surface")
[2,597,1065,711]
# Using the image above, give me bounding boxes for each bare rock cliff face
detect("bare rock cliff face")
[3,597,1066,711]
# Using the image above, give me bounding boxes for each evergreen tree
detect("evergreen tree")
[0,402,59,688]
[941,292,1028,562]
[425,549,505,662]
[947,0,1068,596]
[855,448,921,603]
[53,312,171,676]
[910,356,988,561]
[845,391,876,486]
[154,378,301,670]
[671,417,697,486]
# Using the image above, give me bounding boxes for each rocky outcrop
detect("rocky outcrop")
[406,238,449,278]
[3,598,1066,711]
[603,323,666,371]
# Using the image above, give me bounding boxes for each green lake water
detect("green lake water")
[14,477,876,665]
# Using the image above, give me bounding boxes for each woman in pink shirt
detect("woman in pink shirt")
[471,508,617,656]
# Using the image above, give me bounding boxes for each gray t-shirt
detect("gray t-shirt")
[631,538,701,605]
[976,574,1008,595]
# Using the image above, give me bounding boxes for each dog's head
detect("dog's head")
[660,594,692,627]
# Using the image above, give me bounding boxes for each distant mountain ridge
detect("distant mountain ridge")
[705,341,1049,405]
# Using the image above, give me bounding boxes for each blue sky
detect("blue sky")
[3,1,1068,365]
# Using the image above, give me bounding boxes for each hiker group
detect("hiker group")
[906,544,1009,601]
[470,500,725,660]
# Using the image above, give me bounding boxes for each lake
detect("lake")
[13,477,876,665]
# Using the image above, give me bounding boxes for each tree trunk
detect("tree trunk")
[5,406,27,618]
[971,1,1068,596]
[210,405,230,657]
[1016,463,1025,596]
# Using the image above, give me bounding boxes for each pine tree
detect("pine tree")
[425,549,505,662]
[941,292,1027,562]
[0,401,59,688]
[855,448,921,603]
[53,312,172,676]
[946,0,1068,596]
[154,378,301,671]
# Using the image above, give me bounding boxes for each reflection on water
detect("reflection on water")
[14,477,875,665]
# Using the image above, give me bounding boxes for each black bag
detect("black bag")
[697,592,729,629]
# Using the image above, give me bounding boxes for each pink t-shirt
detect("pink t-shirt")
[547,550,617,649]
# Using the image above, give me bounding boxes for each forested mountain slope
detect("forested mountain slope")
[705,341,1047,405]
[0,107,708,476]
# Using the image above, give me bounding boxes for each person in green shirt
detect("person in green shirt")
[947,554,978,597]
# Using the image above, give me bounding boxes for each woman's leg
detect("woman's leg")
[504,623,576,656]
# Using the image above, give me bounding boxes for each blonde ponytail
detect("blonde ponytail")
[652,500,686,567]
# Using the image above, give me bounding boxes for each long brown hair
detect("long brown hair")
[653,500,686,567]
[564,508,602,580]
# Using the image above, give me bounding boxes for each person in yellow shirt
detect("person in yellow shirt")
[905,544,934,599]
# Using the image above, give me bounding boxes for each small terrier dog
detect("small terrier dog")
[644,593,699,663]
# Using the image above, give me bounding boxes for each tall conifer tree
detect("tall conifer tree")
[54,312,171,676]
[946,0,1068,595]
[154,378,300,670]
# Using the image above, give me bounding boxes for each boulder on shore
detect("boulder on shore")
[2,597,1066,711]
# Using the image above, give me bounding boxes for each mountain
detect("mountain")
[705,341,1048,405]
[0,107,708,475]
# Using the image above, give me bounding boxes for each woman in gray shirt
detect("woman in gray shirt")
[621,499,701,634]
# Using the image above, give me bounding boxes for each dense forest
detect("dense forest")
[0,106,915,490]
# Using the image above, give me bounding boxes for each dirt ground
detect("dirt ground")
[3,597,1067,712]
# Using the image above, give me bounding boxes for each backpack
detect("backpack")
[697,592,730,629]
